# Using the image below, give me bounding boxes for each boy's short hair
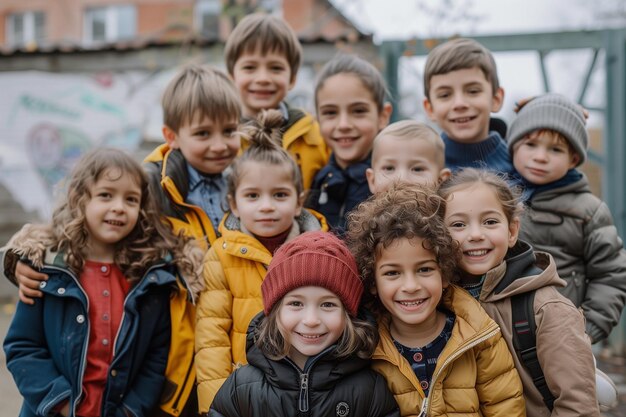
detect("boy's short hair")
[224,13,302,83]
[314,53,389,111]
[423,38,500,100]
[162,64,241,132]
[373,120,445,167]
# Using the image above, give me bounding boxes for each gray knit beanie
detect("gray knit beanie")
[507,93,588,166]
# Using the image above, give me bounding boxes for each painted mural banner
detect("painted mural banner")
[0,69,175,220]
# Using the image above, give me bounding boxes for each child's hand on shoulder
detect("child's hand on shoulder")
[16,261,48,305]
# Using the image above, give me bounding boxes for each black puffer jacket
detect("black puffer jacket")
[208,313,399,417]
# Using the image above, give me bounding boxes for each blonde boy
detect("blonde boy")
[224,13,328,189]
[366,120,451,194]
[422,38,515,180]
[144,64,242,250]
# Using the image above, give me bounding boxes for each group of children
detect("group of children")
[2,10,624,417]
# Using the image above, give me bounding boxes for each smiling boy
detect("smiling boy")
[144,64,242,250]
[224,13,328,190]
[423,38,515,179]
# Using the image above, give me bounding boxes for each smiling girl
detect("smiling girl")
[347,183,525,417]
[306,53,392,233]
[438,168,599,416]
[4,148,202,417]
[208,231,399,417]
[195,109,328,411]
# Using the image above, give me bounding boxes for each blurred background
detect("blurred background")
[0,0,624,415]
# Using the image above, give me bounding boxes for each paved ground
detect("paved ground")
[0,296,22,417]
[0,290,625,416]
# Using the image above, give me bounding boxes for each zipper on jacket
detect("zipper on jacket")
[284,345,334,414]
[417,398,428,417]
[422,327,500,416]
[298,373,309,412]
[172,359,194,410]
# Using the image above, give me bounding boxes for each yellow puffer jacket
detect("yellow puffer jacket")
[241,109,329,191]
[195,209,328,412]
[144,143,218,251]
[372,286,526,417]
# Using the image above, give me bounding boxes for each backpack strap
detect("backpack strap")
[511,291,555,411]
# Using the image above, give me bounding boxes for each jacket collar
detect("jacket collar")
[244,312,369,390]
[481,240,566,302]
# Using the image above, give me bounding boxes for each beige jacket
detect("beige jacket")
[478,241,599,417]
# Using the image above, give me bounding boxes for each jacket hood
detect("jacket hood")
[480,240,566,302]
[4,223,55,269]
[529,175,589,202]
[221,208,328,236]
[5,223,205,298]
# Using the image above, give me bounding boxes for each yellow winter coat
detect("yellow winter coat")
[241,108,329,191]
[195,210,328,412]
[144,143,218,251]
[372,285,526,417]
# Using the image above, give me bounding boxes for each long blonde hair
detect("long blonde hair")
[51,148,192,282]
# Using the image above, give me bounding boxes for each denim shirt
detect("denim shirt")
[186,163,228,231]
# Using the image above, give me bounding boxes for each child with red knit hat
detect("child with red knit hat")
[208,231,399,417]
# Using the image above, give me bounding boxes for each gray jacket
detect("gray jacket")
[519,175,626,343]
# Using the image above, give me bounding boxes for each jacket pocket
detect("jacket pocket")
[159,378,177,404]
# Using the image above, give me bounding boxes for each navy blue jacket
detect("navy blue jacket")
[306,154,371,234]
[4,254,174,417]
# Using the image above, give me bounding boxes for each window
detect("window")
[196,0,221,38]
[84,5,136,43]
[259,0,282,15]
[6,11,45,47]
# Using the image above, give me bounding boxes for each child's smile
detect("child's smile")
[445,183,519,277]
[374,237,446,340]
[278,286,346,370]
[85,169,141,262]
[317,73,390,169]
[424,67,503,144]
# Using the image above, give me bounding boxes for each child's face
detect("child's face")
[229,160,303,238]
[374,237,446,337]
[512,130,580,185]
[317,73,391,169]
[278,286,346,369]
[232,47,295,118]
[444,183,520,277]
[423,67,504,144]
[84,169,141,261]
[366,135,451,194]
[163,114,240,175]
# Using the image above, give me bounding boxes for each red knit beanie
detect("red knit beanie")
[262,231,363,316]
